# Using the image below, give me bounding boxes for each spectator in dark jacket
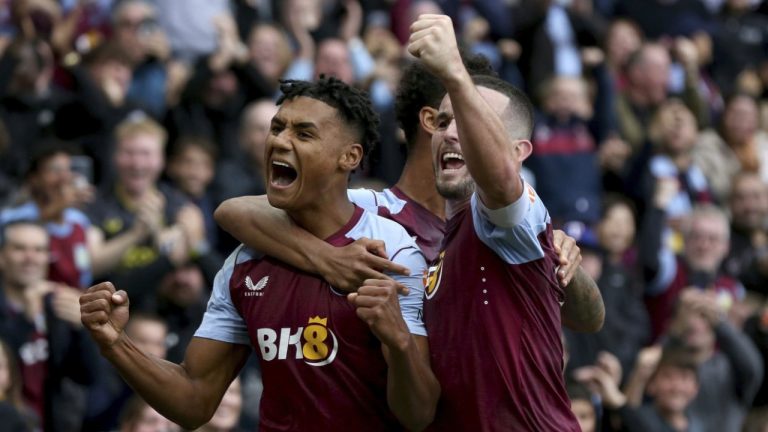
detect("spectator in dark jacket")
[0,220,99,432]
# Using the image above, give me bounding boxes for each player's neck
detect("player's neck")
[445,196,471,220]
[396,139,445,220]
[286,192,357,240]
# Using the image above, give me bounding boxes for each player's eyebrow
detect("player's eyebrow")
[293,122,319,132]
[434,111,454,126]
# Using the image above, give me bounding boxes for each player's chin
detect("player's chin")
[266,187,296,210]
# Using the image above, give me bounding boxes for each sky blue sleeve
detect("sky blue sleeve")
[347,188,379,213]
[194,247,251,345]
[391,246,428,337]
[470,182,550,265]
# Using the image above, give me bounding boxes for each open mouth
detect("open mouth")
[441,152,465,171]
[270,161,298,187]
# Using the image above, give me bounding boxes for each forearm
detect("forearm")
[385,336,440,431]
[714,321,764,402]
[214,196,330,274]
[444,72,523,207]
[101,335,219,429]
[561,267,605,333]
[90,228,148,278]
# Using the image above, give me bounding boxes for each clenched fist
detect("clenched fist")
[348,279,411,351]
[80,282,131,350]
[407,14,465,84]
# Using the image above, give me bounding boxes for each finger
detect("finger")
[409,16,445,33]
[357,284,392,297]
[79,289,115,306]
[348,295,385,309]
[84,281,116,296]
[563,262,580,287]
[355,307,376,326]
[80,298,111,314]
[363,254,410,276]
[81,311,110,326]
[347,292,358,305]
[361,238,388,259]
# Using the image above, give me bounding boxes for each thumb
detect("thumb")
[112,290,130,307]
[347,292,358,305]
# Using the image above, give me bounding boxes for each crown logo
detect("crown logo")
[308,316,327,326]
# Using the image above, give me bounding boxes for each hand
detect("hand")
[674,37,699,70]
[348,279,411,351]
[176,205,206,251]
[598,135,631,173]
[51,284,83,327]
[580,47,605,69]
[315,238,410,294]
[339,0,363,42]
[462,16,489,45]
[633,345,663,380]
[80,282,130,349]
[135,190,165,235]
[407,15,465,83]
[155,226,188,266]
[653,177,679,210]
[552,229,581,287]
[497,39,521,61]
[573,364,626,409]
[141,29,171,61]
[596,351,623,385]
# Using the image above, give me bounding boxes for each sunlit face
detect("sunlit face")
[656,102,697,155]
[432,87,510,200]
[544,77,588,120]
[248,25,290,81]
[127,319,167,359]
[167,146,214,198]
[598,203,636,256]
[647,366,699,414]
[570,399,596,432]
[0,224,49,289]
[730,175,768,231]
[315,40,354,84]
[241,101,280,171]
[207,378,242,430]
[115,133,165,196]
[722,96,759,146]
[265,97,360,211]
[684,215,729,272]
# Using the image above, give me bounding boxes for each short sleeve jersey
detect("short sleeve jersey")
[195,206,427,431]
[423,182,580,432]
[0,202,92,288]
[348,186,445,263]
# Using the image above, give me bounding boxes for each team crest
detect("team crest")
[423,251,445,299]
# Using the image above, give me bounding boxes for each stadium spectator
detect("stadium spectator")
[723,172,768,297]
[0,337,33,431]
[694,93,768,202]
[641,191,743,340]
[0,220,99,431]
[197,377,243,432]
[0,143,94,288]
[118,395,179,432]
[86,116,206,291]
[109,0,171,117]
[566,379,597,432]
[563,197,649,375]
[667,289,763,432]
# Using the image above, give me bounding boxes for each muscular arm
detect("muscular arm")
[81,283,250,429]
[384,336,440,431]
[215,196,408,292]
[562,267,605,333]
[104,336,250,429]
[410,15,524,209]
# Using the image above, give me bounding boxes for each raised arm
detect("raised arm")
[80,282,250,429]
[215,196,409,292]
[408,14,526,209]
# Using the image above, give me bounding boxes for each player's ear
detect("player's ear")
[419,107,438,135]
[339,143,363,172]
[515,140,533,162]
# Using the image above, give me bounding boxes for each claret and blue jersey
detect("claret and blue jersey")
[194,206,427,431]
[423,182,580,432]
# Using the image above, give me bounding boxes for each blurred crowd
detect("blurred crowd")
[0,0,767,431]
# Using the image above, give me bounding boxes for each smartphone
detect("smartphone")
[70,155,94,185]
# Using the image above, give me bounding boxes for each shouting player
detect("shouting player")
[409,15,582,430]
[79,77,439,431]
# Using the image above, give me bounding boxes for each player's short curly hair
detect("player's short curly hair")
[278,76,380,170]
[395,53,495,152]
